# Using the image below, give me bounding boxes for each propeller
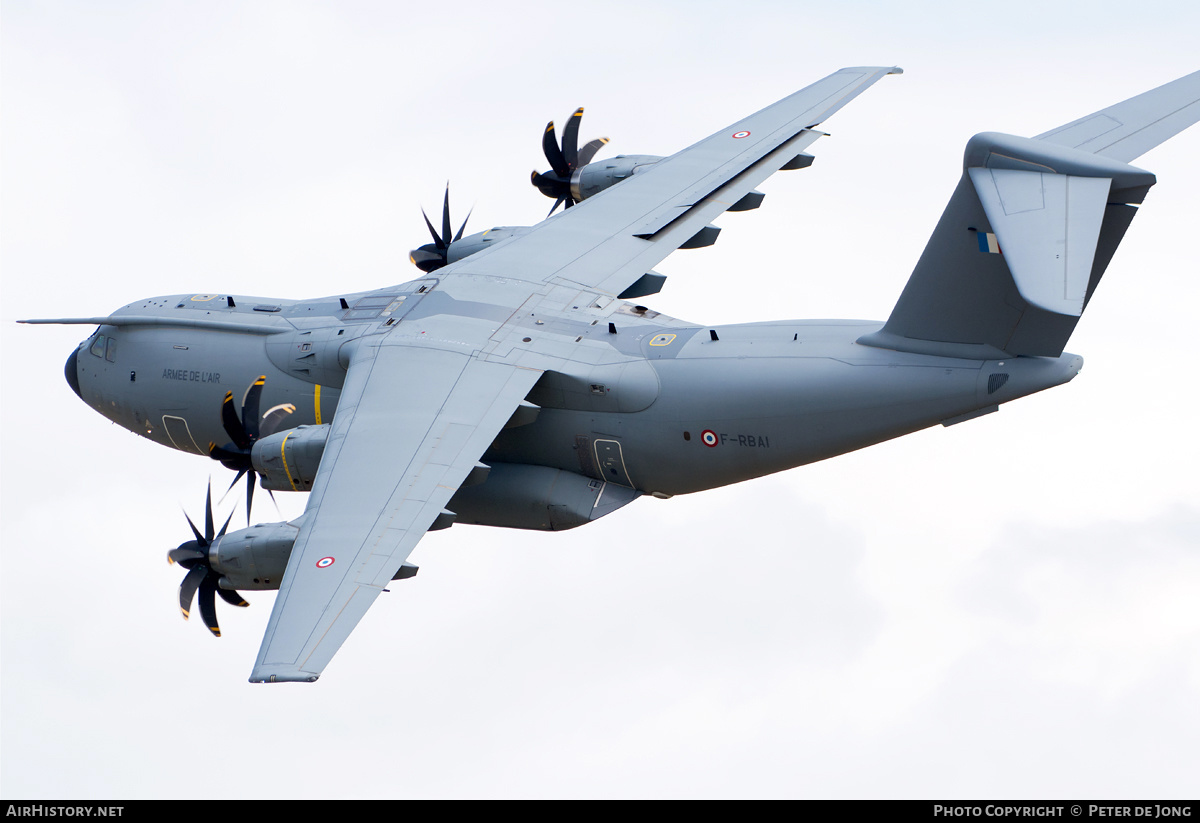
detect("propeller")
[207,376,291,522]
[530,107,609,215]
[167,483,248,637]
[409,184,471,273]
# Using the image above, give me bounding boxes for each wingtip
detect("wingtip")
[248,669,321,684]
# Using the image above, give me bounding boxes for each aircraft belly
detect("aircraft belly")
[487,346,989,496]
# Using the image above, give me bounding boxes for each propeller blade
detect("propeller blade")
[220,391,251,449]
[217,587,250,608]
[421,209,446,251]
[218,469,247,505]
[217,509,234,539]
[183,511,206,546]
[410,248,445,273]
[530,170,559,198]
[179,565,206,619]
[542,121,568,177]
[260,404,296,438]
[452,207,473,243]
[577,136,609,168]
[244,473,255,526]
[204,483,215,543]
[440,185,452,247]
[562,107,584,170]
[168,546,205,566]
[219,469,254,525]
[241,376,265,441]
[208,443,248,469]
[197,577,221,637]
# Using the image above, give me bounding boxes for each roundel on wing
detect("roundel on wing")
[316,556,335,569]
[732,130,751,139]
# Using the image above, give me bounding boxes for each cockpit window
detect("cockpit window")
[89,334,106,358]
[105,337,117,362]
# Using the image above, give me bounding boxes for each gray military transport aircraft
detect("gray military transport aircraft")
[22,67,1200,683]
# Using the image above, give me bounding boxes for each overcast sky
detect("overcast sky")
[2,0,1198,799]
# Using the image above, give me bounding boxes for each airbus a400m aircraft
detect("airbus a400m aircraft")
[24,67,1200,683]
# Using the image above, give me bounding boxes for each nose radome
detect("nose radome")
[65,346,82,398]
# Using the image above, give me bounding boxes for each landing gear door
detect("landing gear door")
[162,414,205,455]
[593,438,633,488]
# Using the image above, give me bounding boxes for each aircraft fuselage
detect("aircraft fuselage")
[65,280,1082,514]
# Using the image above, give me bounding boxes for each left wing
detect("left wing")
[446,66,902,297]
[249,332,541,682]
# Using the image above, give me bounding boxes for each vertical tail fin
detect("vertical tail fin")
[860,72,1200,359]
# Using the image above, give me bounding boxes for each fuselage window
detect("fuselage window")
[89,334,106,358]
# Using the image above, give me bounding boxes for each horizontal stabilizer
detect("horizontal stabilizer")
[1036,70,1200,162]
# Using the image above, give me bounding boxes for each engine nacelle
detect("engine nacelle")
[209,516,419,591]
[572,154,664,202]
[210,519,301,590]
[446,226,532,265]
[447,463,640,531]
[251,424,330,491]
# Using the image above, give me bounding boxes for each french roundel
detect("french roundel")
[701,429,719,447]
[732,130,751,139]
[316,556,335,569]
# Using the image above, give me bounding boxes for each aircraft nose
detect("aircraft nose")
[65,346,82,399]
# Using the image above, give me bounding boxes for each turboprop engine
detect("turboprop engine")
[529,106,664,213]
[166,489,419,637]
